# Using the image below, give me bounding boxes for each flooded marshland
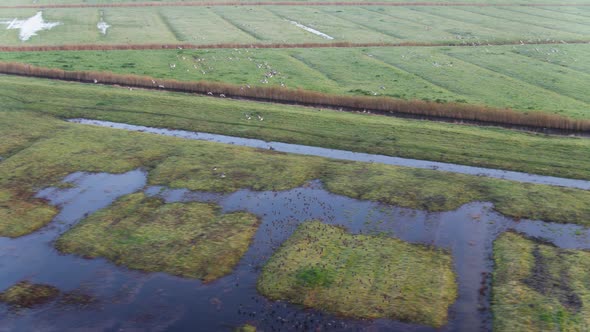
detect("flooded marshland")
[1,163,590,330]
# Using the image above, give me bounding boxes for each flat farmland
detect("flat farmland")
[0,5,589,46]
[2,1,590,331]
[3,43,589,118]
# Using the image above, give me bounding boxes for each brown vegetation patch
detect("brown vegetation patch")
[1,61,588,132]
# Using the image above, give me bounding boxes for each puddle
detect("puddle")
[69,119,590,191]
[0,11,60,41]
[2,169,590,331]
[289,20,334,40]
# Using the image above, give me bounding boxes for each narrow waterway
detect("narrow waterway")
[69,118,590,190]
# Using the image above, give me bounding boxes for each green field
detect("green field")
[258,221,457,327]
[3,44,590,117]
[493,232,590,331]
[1,6,589,45]
[2,75,589,180]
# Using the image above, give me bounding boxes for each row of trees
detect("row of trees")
[1,61,588,132]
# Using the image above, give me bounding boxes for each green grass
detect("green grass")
[258,221,457,327]
[2,108,590,238]
[1,75,589,181]
[3,44,590,117]
[1,6,588,45]
[55,193,259,282]
[0,281,60,309]
[492,232,590,331]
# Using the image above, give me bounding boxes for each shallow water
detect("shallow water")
[2,170,590,331]
[289,21,334,40]
[69,118,590,190]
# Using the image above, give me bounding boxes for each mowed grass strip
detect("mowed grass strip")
[492,232,590,331]
[56,193,260,282]
[2,111,590,237]
[258,221,457,327]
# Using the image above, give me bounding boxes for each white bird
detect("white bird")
[220,94,226,98]
[207,92,213,95]
[93,79,98,83]
[158,85,165,88]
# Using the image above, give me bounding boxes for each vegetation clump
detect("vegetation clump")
[492,232,590,331]
[257,221,457,327]
[0,281,60,309]
[55,193,259,282]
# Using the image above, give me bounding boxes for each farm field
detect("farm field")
[0,6,589,46]
[3,43,590,118]
[1,1,590,331]
[2,75,590,180]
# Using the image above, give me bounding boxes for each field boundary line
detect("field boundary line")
[2,2,590,9]
[444,51,590,106]
[1,40,588,52]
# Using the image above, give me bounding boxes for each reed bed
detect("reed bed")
[1,61,588,132]
[1,2,588,9]
[1,40,588,53]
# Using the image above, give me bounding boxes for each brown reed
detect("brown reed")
[1,61,588,132]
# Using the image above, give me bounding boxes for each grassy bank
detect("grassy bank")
[492,232,590,331]
[56,193,260,282]
[1,75,589,180]
[2,111,590,237]
[2,44,589,118]
[258,221,457,327]
[4,62,587,130]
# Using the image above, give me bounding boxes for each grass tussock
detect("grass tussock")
[257,221,457,327]
[492,232,590,331]
[1,62,588,132]
[55,193,260,282]
[0,281,60,309]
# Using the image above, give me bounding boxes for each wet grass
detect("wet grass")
[1,75,589,181]
[2,110,590,237]
[257,221,457,327]
[56,193,258,282]
[0,281,60,309]
[492,232,590,331]
[3,44,590,117]
[55,193,260,282]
